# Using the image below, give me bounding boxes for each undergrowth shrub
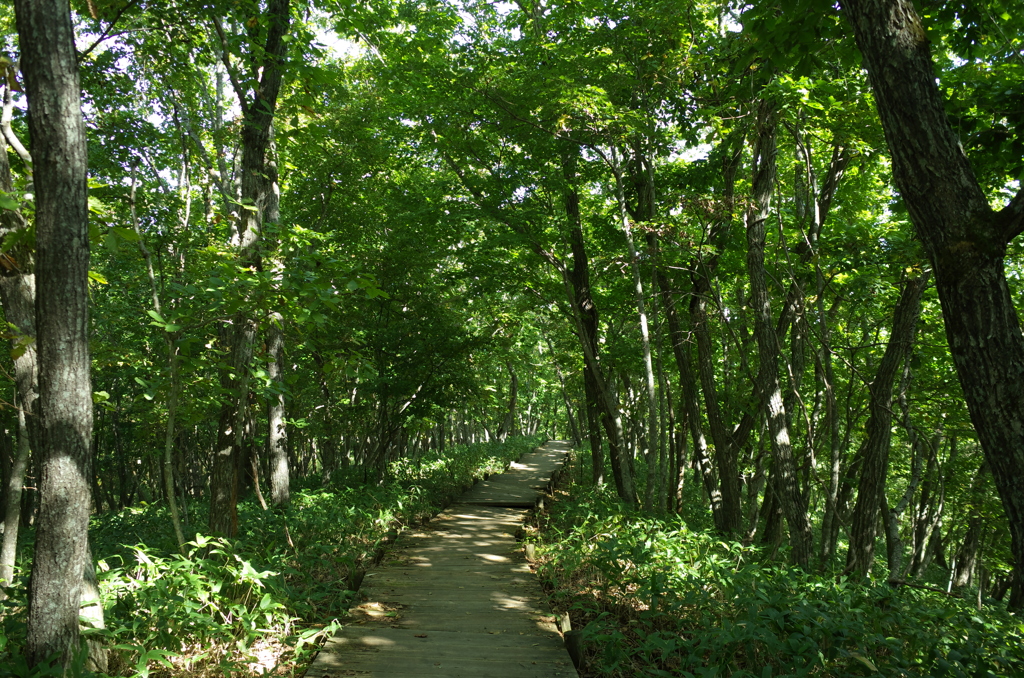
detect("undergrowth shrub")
[0,434,543,678]
[537,463,1024,678]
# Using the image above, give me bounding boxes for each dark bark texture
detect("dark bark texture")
[845,274,927,574]
[843,0,1024,608]
[14,0,94,667]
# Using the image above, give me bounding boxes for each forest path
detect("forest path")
[304,441,578,678]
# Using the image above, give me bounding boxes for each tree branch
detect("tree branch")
[211,17,250,115]
[998,186,1024,243]
[77,0,141,62]
[1,82,32,166]
[440,150,564,272]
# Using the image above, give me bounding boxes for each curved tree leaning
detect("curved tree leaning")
[842,0,1024,608]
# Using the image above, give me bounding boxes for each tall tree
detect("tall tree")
[846,273,928,574]
[842,0,1024,607]
[14,0,94,667]
[745,99,813,567]
[209,0,291,536]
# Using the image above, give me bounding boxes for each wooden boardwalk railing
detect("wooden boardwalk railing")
[304,441,578,678]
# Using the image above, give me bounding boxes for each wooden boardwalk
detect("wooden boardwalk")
[305,441,578,678]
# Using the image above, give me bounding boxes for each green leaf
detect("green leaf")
[850,653,878,672]
[112,226,141,242]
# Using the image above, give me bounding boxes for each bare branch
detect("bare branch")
[1,82,31,166]
[210,17,250,115]
[77,0,141,62]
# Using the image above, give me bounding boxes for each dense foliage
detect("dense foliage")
[534,453,1024,677]
[1,0,1024,673]
[0,436,542,676]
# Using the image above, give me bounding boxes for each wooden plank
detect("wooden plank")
[305,442,577,678]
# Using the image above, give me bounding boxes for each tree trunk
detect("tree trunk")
[908,435,951,577]
[583,368,605,485]
[745,100,813,567]
[0,401,30,596]
[953,512,983,590]
[611,170,658,511]
[15,0,95,666]
[128,165,187,553]
[209,0,290,535]
[884,355,932,576]
[0,88,38,597]
[687,136,745,534]
[267,312,289,506]
[660,279,725,528]
[211,320,255,537]
[760,473,785,558]
[562,148,635,505]
[952,461,988,589]
[497,363,519,442]
[845,274,927,575]
[817,322,843,565]
[843,0,1024,610]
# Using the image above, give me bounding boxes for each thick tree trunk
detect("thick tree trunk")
[211,320,255,536]
[845,274,927,575]
[15,0,95,667]
[843,0,1024,609]
[745,100,813,567]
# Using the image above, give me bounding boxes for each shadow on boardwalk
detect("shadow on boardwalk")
[304,441,578,678]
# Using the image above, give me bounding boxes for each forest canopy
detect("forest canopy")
[1,0,1024,674]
